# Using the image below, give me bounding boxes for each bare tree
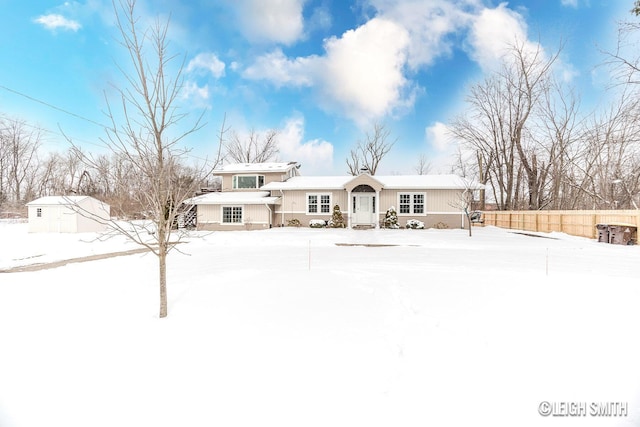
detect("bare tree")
[449,178,481,237]
[414,154,432,175]
[1,118,42,206]
[224,128,279,163]
[346,123,395,175]
[602,8,640,86]
[72,0,205,318]
[450,42,562,210]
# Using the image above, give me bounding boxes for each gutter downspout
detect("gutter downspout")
[265,203,272,228]
[347,189,352,229]
[279,189,285,227]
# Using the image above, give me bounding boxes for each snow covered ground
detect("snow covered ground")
[0,221,638,427]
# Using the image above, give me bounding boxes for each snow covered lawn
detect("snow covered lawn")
[0,222,638,426]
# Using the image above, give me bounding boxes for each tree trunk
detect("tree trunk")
[159,241,168,318]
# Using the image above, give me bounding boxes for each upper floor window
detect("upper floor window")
[399,193,425,214]
[233,175,265,189]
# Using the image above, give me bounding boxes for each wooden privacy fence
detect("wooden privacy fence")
[482,210,640,239]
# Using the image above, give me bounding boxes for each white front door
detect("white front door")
[354,194,374,225]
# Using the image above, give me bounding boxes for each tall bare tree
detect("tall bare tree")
[224,128,279,163]
[450,42,561,210]
[346,123,395,175]
[72,0,204,318]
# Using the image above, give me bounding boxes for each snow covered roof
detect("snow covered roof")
[186,191,280,205]
[262,176,352,190]
[26,196,107,206]
[214,162,298,174]
[378,175,482,190]
[262,174,482,191]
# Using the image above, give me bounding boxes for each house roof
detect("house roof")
[186,191,280,205]
[262,174,481,191]
[214,162,298,174]
[377,174,481,190]
[262,176,352,190]
[26,196,107,206]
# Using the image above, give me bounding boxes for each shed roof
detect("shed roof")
[26,196,108,206]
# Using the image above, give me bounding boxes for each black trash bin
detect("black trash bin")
[608,223,637,245]
[596,223,609,243]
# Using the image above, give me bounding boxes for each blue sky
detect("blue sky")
[0,0,634,175]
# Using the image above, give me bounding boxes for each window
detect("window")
[307,194,331,214]
[399,194,411,214]
[232,175,265,189]
[413,194,424,214]
[398,193,426,215]
[222,206,242,223]
[36,208,42,218]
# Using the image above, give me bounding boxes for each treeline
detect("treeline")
[0,117,210,217]
[450,41,640,211]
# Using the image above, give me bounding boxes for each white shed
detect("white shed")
[26,196,111,233]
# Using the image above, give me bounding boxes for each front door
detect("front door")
[354,194,374,225]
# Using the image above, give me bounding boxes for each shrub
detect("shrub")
[329,204,346,228]
[287,218,301,227]
[309,219,327,228]
[383,206,399,229]
[433,222,449,229]
[405,219,425,229]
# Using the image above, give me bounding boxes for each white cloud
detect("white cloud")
[278,116,334,175]
[242,49,316,87]
[187,53,225,78]
[318,17,413,124]
[181,81,210,107]
[560,0,578,7]
[466,3,532,71]
[307,4,332,33]
[234,0,305,45]
[425,122,451,152]
[368,0,477,69]
[244,18,414,125]
[34,14,81,32]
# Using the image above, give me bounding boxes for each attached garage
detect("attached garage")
[26,196,111,233]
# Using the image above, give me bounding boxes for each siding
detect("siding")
[220,172,288,192]
[379,189,463,213]
[27,199,109,233]
[197,203,272,230]
[273,190,348,226]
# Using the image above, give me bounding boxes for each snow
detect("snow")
[261,174,478,191]
[186,191,279,205]
[216,162,297,173]
[0,221,639,427]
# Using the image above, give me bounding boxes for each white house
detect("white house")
[187,162,481,230]
[26,196,111,233]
